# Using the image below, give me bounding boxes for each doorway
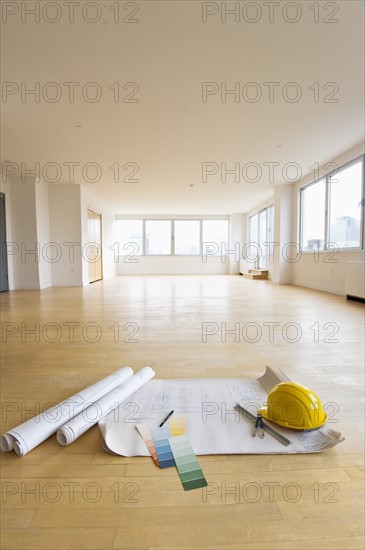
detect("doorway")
[0,193,9,292]
[87,208,103,284]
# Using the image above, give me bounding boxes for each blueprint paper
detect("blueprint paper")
[1,367,133,456]
[57,367,155,446]
[99,367,344,456]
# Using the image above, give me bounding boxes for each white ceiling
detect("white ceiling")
[2,0,364,214]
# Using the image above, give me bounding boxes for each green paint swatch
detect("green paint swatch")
[169,435,208,491]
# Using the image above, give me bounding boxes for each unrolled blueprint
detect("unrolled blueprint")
[99,367,344,456]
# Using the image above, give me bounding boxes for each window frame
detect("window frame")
[299,155,365,253]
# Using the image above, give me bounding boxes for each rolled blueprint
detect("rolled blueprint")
[1,367,133,456]
[57,366,155,446]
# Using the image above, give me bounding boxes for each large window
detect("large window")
[301,179,326,251]
[146,221,171,255]
[248,205,274,268]
[174,220,200,255]
[259,210,267,264]
[115,220,143,255]
[267,205,274,258]
[115,219,229,256]
[300,157,364,251]
[328,162,363,248]
[249,214,258,244]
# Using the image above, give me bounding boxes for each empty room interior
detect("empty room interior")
[0,1,364,549]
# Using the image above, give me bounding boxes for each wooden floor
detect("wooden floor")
[1,275,364,550]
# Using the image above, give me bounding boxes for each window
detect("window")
[328,162,363,248]
[115,220,143,255]
[300,156,364,251]
[202,220,229,256]
[259,210,267,268]
[267,205,274,258]
[248,205,274,268]
[174,220,200,255]
[145,220,171,255]
[301,179,326,251]
[248,213,259,265]
[115,218,229,256]
[249,214,258,244]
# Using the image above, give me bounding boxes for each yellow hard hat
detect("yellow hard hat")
[258,382,327,430]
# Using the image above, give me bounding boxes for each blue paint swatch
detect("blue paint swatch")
[151,425,175,468]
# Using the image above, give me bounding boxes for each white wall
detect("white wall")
[7,176,40,289]
[48,184,83,286]
[272,185,293,285]
[117,255,229,275]
[0,177,14,290]
[291,250,365,295]
[35,180,52,289]
[229,213,246,275]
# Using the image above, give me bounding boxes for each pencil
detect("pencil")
[159,410,174,427]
